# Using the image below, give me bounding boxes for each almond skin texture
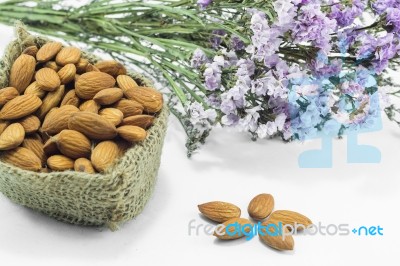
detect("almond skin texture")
[121,115,155,129]
[36,85,65,119]
[0,147,42,171]
[0,95,42,120]
[74,158,95,174]
[41,105,79,135]
[36,42,62,62]
[54,129,91,159]
[259,222,295,251]
[0,123,25,150]
[55,47,81,66]
[95,61,127,77]
[47,155,74,171]
[91,140,119,172]
[60,89,80,107]
[267,210,312,231]
[116,75,138,92]
[79,100,100,113]
[214,218,253,240]
[112,99,143,117]
[248,194,275,220]
[18,115,41,134]
[123,87,163,113]
[0,87,19,106]
[198,201,241,223]
[76,58,89,74]
[22,134,46,166]
[117,125,147,142]
[68,112,117,140]
[58,63,76,84]
[24,81,46,98]
[35,68,61,91]
[93,88,123,105]
[99,108,124,126]
[9,54,36,93]
[75,71,116,99]
[44,61,60,72]
[85,64,100,72]
[22,46,39,57]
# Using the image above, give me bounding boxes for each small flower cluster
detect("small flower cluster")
[188,0,400,148]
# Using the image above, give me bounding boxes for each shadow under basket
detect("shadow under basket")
[0,22,169,231]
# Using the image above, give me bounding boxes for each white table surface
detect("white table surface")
[0,24,399,266]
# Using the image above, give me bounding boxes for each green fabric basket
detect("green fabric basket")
[0,22,169,231]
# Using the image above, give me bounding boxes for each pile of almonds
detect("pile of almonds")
[0,42,163,173]
[198,194,312,251]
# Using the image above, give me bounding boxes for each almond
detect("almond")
[99,108,124,126]
[0,120,10,135]
[22,133,46,166]
[75,71,116,99]
[267,210,312,231]
[91,140,119,172]
[115,139,131,156]
[121,115,155,129]
[0,87,19,106]
[9,54,36,93]
[259,222,294,251]
[112,99,143,117]
[0,123,25,150]
[117,75,138,92]
[93,88,123,105]
[60,89,80,107]
[35,68,61,91]
[79,100,100,113]
[47,155,74,171]
[95,61,127,77]
[198,201,241,223]
[74,158,96,174]
[0,95,42,120]
[68,112,117,140]
[0,147,41,171]
[55,47,81,66]
[36,42,62,62]
[214,218,253,240]
[76,58,89,73]
[43,137,59,156]
[58,63,76,84]
[36,85,65,119]
[54,129,91,159]
[24,81,46,98]
[22,46,39,57]
[248,194,275,220]
[117,125,147,142]
[41,105,79,135]
[123,86,163,113]
[18,115,41,134]
[44,61,60,72]
[85,64,100,72]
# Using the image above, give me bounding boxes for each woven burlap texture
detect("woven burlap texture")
[0,22,169,231]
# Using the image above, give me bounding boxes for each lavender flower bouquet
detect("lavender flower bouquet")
[1,0,400,156]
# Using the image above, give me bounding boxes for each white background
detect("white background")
[0,24,399,266]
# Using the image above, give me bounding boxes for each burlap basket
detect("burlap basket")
[0,22,169,230]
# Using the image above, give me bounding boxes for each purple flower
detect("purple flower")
[197,0,213,9]
[191,48,208,68]
[386,7,400,34]
[329,0,366,27]
[292,4,337,52]
[203,62,222,91]
[210,30,226,49]
[230,36,245,51]
[372,0,397,14]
